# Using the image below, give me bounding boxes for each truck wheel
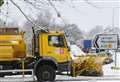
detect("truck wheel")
[36,65,56,82]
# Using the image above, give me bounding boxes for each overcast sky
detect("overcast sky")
[0,0,120,32]
[53,0,120,32]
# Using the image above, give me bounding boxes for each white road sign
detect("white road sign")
[94,34,118,49]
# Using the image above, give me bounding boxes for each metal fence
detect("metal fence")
[0,69,35,81]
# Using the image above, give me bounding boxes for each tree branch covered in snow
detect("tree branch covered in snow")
[84,0,100,9]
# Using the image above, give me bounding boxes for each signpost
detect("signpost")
[94,34,118,50]
[83,40,92,53]
[94,34,119,70]
[83,40,92,49]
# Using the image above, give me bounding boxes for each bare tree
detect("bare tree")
[84,0,100,9]
[23,10,53,53]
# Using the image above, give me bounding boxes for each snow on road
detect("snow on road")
[103,63,120,76]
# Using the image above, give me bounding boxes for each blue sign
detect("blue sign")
[83,40,92,48]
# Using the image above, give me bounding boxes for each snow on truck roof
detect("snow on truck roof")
[36,29,64,34]
[0,27,19,35]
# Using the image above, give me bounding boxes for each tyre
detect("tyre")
[36,65,56,82]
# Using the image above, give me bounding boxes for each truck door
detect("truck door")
[58,36,71,62]
[47,35,71,63]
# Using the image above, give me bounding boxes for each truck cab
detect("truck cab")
[33,30,72,81]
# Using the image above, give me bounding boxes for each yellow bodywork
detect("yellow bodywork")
[39,31,72,63]
[0,28,71,63]
[0,32,26,61]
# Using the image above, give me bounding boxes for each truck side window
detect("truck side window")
[48,36,65,47]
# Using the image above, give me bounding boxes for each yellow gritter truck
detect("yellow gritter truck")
[0,27,103,82]
[0,27,72,81]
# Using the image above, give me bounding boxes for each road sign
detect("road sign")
[94,34,118,49]
[83,40,92,49]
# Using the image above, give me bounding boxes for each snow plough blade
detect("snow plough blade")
[71,56,103,77]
